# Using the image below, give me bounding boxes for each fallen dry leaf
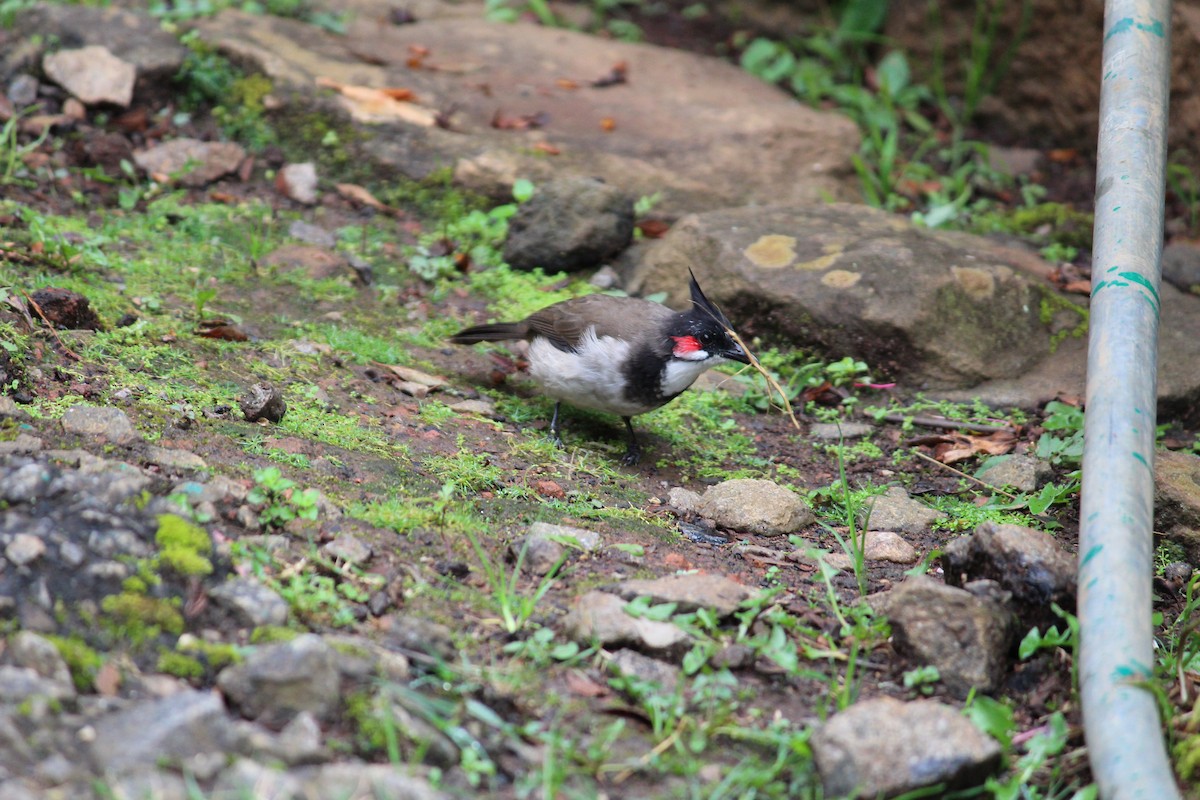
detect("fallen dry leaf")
[555,78,580,90]
[336,182,394,214]
[592,61,628,88]
[926,430,1018,464]
[532,141,561,155]
[316,77,438,126]
[374,363,447,388]
[600,116,616,132]
[491,109,548,130]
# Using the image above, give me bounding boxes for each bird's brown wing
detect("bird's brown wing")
[524,294,675,352]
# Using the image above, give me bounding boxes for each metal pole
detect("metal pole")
[1079,1,1179,798]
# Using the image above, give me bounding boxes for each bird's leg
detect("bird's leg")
[620,417,642,465]
[549,402,565,449]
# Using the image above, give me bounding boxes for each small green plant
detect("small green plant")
[1036,401,1084,467]
[247,466,321,529]
[902,665,941,695]
[0,105,49,187]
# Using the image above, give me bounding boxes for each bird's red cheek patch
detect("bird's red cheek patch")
[671,335,702,357]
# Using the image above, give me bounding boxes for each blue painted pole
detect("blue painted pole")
[1079,1,1179,798]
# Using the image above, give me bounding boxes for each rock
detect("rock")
[861,530,919,564]
[4,533,46,567]
[696,478,814,536]
[872,576,1016,697]
[614,572,756,617]
[379,616,456,663]
[275,711,326,765]
[1155,449,1200,564]
[628,204,1057,387]
[809,421,875,440]
[1162,241,1200,294]
[975,454,1052,493]
[240,383,287,423]
[101,768,191,800]
[42,45,135,107]
[10,4,188,80]
[276,162,319,204]
[191,11,858,216]
[609,649,680,694]
[503,177,634,272]
[667,486,702,513]
[812,696,1002,798]
[209,577,289,628]
[6,74,38,106]
[288,220,338,248]
[447,398,496,416]
[510,521,599,576]
[563,590,690,656]
[90,690,237,774]
[61,405,138,444]
[322,535,373,566]
[29,287,102,330]
[262,244,352,281]
[217,634,342,724]
[144,446,208,472]
[863,486,945,535]
[368,689,459,768]
[6,632,74,699]
[212,758,303,798]
[0,463,51,504]
[308,762,447,800]
[133,138,246,187]
[941,521,1077,631]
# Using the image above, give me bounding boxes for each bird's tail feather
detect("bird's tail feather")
[448,322,528,344]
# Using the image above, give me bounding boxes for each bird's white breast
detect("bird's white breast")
[528,330,649,416]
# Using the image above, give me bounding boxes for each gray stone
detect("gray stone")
[0,463,52,504]
[975,454,1052,493]
[217,634,342,724]
[504,177,634,272]
[277,162,319,205]
[276,711,326,765]
[7,632,74,699]
[563,590,690,655]
[1162,241,1200,294]
[90,690,236,774]
[0,665,72,706]
[667,486,702,513]
[4,533,45,566]
[863,486,945,535]
[43,46,135,106]
[696,478,814,536]
[614,572,757,617]
[321,535,373,566]
[10,4,188,79]
[610,649,680,694]
[861,530,919,564]
[212,758,302,799]
[813,696,1002,798]
[0,434,44,454]
[192,11,858,216]
[1154,449,1200,564]
[809,421,875,440]
[143,446,208,472]
[6,74,38,106]
[288,220,338,248]
[308,762,447,800]
[133,138,247,188]
[872,576,1016,697]
[628,204,1056,387]
[61,405,138,444]
[447,398,496,416]
[941,521,1077,632]
[511,521,601,575]
[209,577,289,628]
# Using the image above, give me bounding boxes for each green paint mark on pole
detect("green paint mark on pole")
[1105,16,1133,40]
[1107,265,1120,273]
[1081,544,1104,567]
[1133,451,1149,468]
[1137,19,1165,37]
[1119,271,1160,308]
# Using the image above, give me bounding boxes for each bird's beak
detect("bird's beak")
[722,339,750,365]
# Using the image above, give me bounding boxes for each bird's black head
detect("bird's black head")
[668,272,749,365]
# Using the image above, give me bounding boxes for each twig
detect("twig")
[910,449,1017,500]
[20,288,80,361]
[874,411,1013,433]
[723,328,802,431]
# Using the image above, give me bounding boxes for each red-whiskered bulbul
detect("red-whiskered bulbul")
[449,273,749,464]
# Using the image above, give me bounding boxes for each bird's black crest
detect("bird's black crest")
[687,269,734,330]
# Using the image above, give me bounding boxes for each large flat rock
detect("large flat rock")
[193,11,860,214]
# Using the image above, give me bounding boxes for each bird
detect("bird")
[448,272,749,465]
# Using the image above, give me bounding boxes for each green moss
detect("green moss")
[43,635,103,692]
[973,202,1094,249]
[101,592,184,641]
[155,514,214,577]
[157,650,205,680]
[178,637,242,669]
[250,625,300,645]
[1038,290,1089,351]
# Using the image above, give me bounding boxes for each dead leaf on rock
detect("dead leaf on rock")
[374,363,447,389]
[195,321,250,341]
[917,430,1017,464]
[336,183,395,214]
[315,77,438,126]
[491,110,548,130]
[592,61,628,88]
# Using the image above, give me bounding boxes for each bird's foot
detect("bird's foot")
[552,435,565,450]
[620,446,642,466]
